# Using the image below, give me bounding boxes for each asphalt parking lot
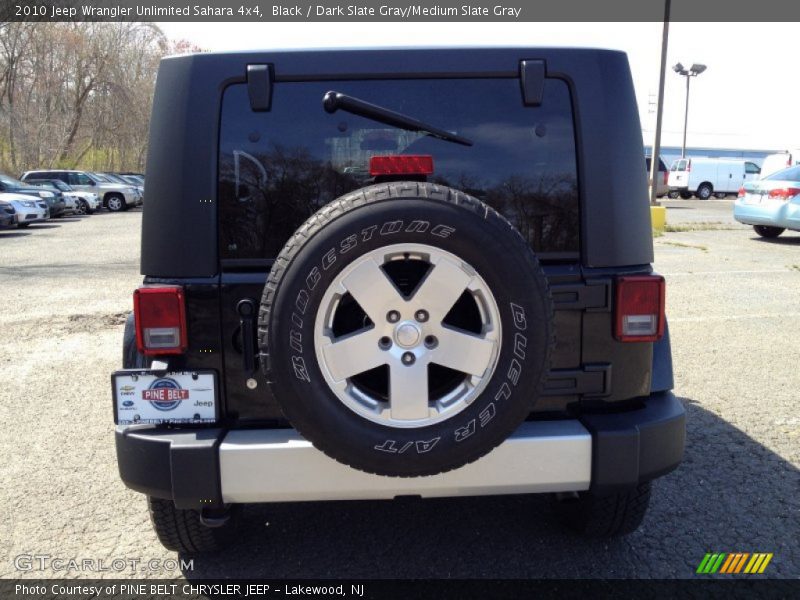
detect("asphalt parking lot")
[0,200,798,580]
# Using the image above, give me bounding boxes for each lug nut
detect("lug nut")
[401,352,415,365]
[378,336,392,350]
[424,335,438,349]
[387,310,400,323]
[414,309,429,322]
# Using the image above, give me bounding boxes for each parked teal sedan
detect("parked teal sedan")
[734,165,800,238]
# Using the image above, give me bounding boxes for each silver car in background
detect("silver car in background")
[0,192,49,228]
[23,177,101,215]
[19,169,140,212]
[734,165,800,238]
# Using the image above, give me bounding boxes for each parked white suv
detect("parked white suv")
[20,169,140,212]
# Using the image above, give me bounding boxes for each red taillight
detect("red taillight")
[787,156,792,167]
[369,155,434,177]
[615,276,665,342]
[738,187,746,198]
[663,171,669,185]
[686,161,691,172]
[133,286,187,355]
[767,187,800,201]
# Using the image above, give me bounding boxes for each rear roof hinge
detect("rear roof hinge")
[520,60,546,106]
[247,64,274,112]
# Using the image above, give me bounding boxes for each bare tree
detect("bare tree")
[0,22,201,175]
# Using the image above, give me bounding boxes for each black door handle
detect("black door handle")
[236,299,257,374]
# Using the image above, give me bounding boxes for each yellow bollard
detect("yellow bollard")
[650,205,666,231]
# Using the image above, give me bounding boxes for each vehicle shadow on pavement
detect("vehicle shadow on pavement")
[182,398,799,579]
[751,235,800,245]
[0,231,31,238]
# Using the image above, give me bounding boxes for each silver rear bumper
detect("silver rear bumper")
[219,421,591,503]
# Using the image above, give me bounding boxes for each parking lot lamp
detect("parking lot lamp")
[673,62,707,158]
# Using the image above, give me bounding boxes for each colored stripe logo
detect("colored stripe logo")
[696,552,773,574]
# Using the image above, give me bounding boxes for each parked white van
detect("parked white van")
[759,151,800,179]
[668,157,747,199]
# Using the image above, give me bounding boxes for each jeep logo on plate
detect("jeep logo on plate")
[141,378,189,411]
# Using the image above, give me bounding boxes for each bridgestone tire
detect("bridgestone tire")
[259,182,554,477]
[753,225,785,238]
[553,482,652,537]
[148,497,238,554]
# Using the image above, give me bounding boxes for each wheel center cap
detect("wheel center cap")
[394,321,421,348]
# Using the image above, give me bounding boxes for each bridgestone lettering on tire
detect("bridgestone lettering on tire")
[258,182,554,477]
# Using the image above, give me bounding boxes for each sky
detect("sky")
[156,21,796,153]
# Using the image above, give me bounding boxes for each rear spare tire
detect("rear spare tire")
[259,182,554,477]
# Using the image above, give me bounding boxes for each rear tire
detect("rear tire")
[714,192,727,199]
[148,497,238,554]
[553,482,652,537]
[753,225,785,238]
[679,191,692,200]
[17,223,29,229]
[667,191,680,199]
[696,183,713,200]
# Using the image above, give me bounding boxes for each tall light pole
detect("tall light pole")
[673,62,707,158]
[648,0,670,206]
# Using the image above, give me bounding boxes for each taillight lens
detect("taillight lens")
[369,155,434,177]
[615,276,665,342]
[133,286,187,355]
[737,187,746,198]
[663,171,669,185]
[767,187,800,201]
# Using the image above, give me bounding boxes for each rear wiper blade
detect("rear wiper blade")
[323,91,473,147]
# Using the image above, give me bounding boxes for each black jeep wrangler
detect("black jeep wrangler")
[114,48,685,553]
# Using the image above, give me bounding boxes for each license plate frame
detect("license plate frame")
[112,369,218,425]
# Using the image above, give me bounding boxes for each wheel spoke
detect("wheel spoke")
[411,257,473,321]
[320,330,385,382]
[341,258,403,323]
[429,328,497,377]
[389,361,430,420]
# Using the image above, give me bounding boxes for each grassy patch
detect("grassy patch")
[790,264,800,272]
[660,240,709,252]
[663,221,738,232]
[652,229,663,238]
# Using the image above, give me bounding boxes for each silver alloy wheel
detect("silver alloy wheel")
[314,243,502,429]
[107,196,122,211]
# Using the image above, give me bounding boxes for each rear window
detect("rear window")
[218,78,580,263]
[671,159,688,172]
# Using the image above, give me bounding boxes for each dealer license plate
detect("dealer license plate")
[112,370,217,425]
